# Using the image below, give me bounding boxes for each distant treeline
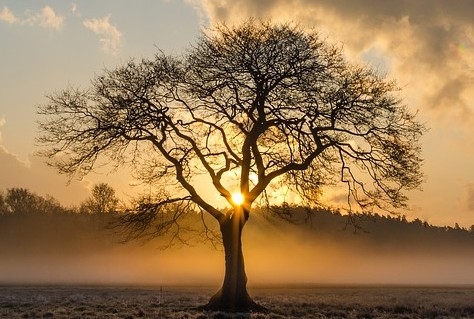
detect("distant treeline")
[253,205,474,255]
[1,186,474,255]
[0,185,123,256]
[0,184,119,215]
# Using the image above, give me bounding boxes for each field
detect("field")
[1,285,474,319]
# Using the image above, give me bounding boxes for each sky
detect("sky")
[1,0,474,227]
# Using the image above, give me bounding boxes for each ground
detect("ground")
[1,285,474,318]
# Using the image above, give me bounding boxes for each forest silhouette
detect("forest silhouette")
[1,186,474,286]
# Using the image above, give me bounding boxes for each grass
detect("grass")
[1,285,474,318]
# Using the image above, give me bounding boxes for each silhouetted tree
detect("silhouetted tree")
[35,194,66,215]
[0,192,7,214]
[37,20,425,311]
[4,188,39,214]
[2,188,66,215]
[80,183,119,214]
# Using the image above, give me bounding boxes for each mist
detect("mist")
[243,216,474,286]
[1,210,474,287]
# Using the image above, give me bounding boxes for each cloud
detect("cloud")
[71,3,78,15]
[35,5,64,30]
[83,15,122,55]
[0,6,18,24]
[71,3,82,18]
[193,0,474,123]
[0,5,64,30]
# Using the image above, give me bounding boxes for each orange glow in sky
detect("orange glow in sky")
[1,1,474,227]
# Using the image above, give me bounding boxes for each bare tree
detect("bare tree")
[1,188,65,215]
[4,188,40,215]
[0,192,7,215]
[80,183,119,214]
[37,20,425,311]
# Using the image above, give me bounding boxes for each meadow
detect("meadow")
[2,194,474,318]
[1,285,474,319]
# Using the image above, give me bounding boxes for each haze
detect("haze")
[1,210,473,286]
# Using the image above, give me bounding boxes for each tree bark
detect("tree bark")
[202,208,264,312]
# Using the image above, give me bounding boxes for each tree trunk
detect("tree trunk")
[202,208,264,312]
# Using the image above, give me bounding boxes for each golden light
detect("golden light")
[231,192,244,206]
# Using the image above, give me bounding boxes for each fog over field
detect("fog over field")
[1,209,474,286]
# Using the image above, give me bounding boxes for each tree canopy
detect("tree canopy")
[38,21,424,218]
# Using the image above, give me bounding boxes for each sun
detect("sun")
[231,192,244,206]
